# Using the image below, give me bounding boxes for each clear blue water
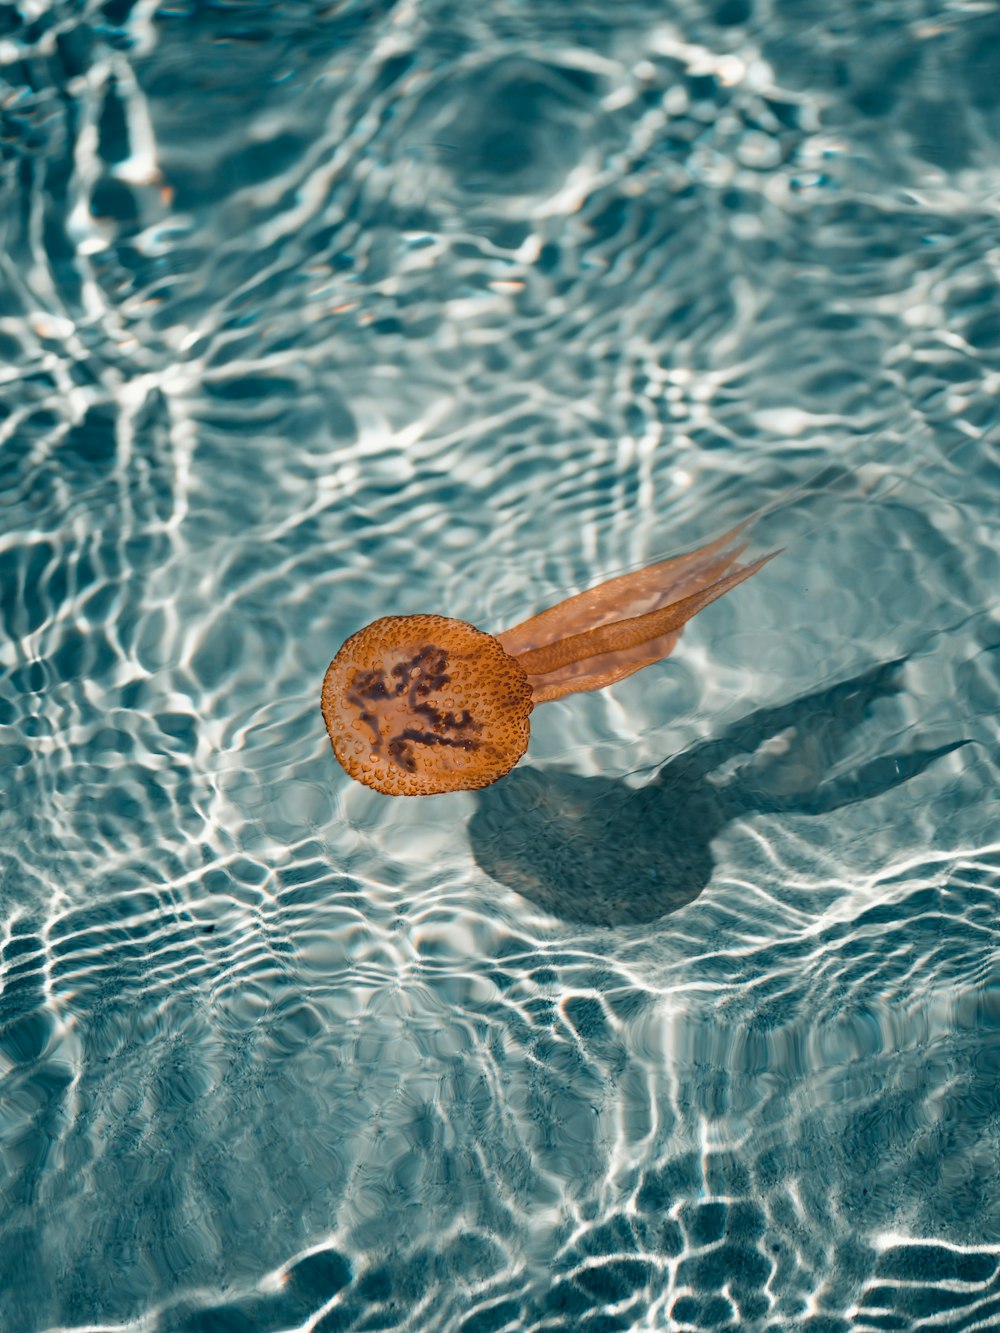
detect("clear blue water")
[2,0,999,1329]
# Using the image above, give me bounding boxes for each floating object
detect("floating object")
[321,525,776,795]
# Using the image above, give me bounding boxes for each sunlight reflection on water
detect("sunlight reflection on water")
[1,0,999,1330]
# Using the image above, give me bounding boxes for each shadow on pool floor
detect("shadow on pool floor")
[468,658,968,927]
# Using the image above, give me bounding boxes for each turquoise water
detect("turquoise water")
[2,0,999,1329]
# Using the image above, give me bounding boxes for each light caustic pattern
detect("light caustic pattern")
[1,0,1000,1330]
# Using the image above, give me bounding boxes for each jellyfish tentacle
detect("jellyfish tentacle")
[513,551,778,699]
[496,521,755,659]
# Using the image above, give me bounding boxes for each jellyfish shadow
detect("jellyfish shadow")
[468,659,968,927]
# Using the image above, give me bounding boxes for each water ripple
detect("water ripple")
[1,0,998,1330]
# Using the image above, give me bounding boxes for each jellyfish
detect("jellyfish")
[321,525,776,795]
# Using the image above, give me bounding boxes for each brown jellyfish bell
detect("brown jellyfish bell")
[321,524,777,796]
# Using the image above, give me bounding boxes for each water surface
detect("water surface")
[2,0,999,1329]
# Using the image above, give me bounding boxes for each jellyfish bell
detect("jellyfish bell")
[321,614,533,796]
[322,528,778,796]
